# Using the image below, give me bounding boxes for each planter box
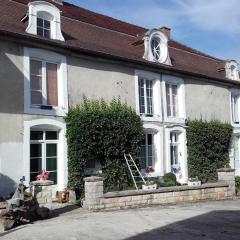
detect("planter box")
[142,184,157,190]
[188,181,201,187]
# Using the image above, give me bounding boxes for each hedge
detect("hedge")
[65,98,143,197]
[187,120,232,183]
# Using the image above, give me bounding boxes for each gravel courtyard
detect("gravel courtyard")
[1,200,240,240]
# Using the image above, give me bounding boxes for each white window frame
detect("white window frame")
[230,89,240,127]
[30,130,58,183]
[225,60,239,81]
[162,75,186,123]
[24,47,68,116]
[165,126,187,184]
[135,70,162,121]
[26,1,64,41]
[23,119,67,192]
[143,29,171,65]
[141,123,164,178]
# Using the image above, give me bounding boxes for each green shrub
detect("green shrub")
[187,120,232,183]
[235,176,240,194]
[65,98,143,197]
[162,172,177,183]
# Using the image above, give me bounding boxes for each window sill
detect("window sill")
[165,117,186,124]
[24,106,67,117]
[140,114,162,122]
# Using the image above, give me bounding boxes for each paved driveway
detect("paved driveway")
[1,200,240,240]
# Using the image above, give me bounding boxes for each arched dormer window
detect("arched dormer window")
[26,1,64,41]
[226,60,239,81]
[143,29,171,65]
[37,11,53,38]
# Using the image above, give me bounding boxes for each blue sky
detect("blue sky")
[64,0,240,62]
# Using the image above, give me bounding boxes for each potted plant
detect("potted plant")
[142,180,157,190]
[36,171,49,181]
[188,177,201,187]
[145,167,155,173]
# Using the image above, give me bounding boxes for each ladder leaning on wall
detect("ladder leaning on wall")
[124,153,146,190]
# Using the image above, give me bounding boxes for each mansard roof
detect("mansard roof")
[0,0,231,82]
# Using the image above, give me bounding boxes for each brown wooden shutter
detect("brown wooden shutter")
[46,63,58,106]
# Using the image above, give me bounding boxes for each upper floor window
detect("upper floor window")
[135,70,162,120]
[138,78,153,116]
[37,16,51,38]
[226,60,239,81]
[24,47,68,116]
[30,59,58,107]
[166,83,178,118]
[231,90,240,124]
[163,75,185,122]
[26,2,64,41]
[143,29,171,65]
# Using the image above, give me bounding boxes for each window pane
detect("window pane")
[30,60,42,76]
[138,79,145,114]
[44,29,50,38]
[46,144,57,157]
[46,63,58,106]
[44,20,50,29]
[31,91,42,105]
[30,131,43,141]
[30,76,42,91]
[166,84,171,117]
[48,172,57,184]
[146,81,153,114]
[172,85,178,117]
[30,144,42,157]
[37,18,43,27]
[46,131,58,140]
[30,158,42,172]
[30,172,40,182]
[46,157,57,171]
[37,27,43,37]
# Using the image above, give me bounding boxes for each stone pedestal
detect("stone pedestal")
[83,176,104,209]
[217,168,235,197]
[32,180,54,208]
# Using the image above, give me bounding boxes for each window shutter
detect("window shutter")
[46,63,58,106]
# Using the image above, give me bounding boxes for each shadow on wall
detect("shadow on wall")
[0,173,16,198]
[124,210,240,240]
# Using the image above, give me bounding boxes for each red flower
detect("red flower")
[36,171,49,181]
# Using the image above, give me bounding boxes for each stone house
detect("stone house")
[0,0,239,196]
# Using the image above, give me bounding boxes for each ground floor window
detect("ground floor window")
[30,130,58,184]
[139,133,155,168]
[170,131,179,167]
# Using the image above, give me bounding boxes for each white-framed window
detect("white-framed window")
[30,130,58,184]
[166,83,178,118]
[23,119,67,191]
[30,59,58,107]
[165,127,187,184]
[26,1,64,41]
[138,78,153,116]
[143,29,171,65]
[24,47,68,116]
[162,75,185,122]
[139,133,155,168]
[37,15,51,38]
[230,89,240,125]
[226,60,239,81]
[135,70,162,120]
[170,132,179,167]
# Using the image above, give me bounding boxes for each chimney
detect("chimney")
[52,0,63,5]
[159,27,171,39]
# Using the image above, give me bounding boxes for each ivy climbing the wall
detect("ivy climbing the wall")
[187,120,232,183]
[65,97,143,197]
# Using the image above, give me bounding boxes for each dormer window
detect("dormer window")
[151,36,161,61]
[226,60,239,81]
[26,1,64,41]
[37,13,52,38]
[143,29,171,65]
